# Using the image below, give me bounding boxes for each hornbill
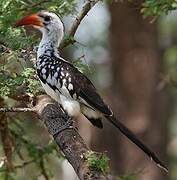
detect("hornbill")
[15,11,168,172]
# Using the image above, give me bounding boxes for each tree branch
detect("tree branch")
[0,98,14,177]
[39,157,49,180]
[60,0,100,48]
[0,160,35,172]
[0,107,35,113]
[0,96,116,179]
[33,95,114,180]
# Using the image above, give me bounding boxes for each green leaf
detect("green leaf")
[86,151,110,174]
[142,0,177,17]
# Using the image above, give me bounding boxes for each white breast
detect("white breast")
[60,94,81,118]
[41,81,81,118]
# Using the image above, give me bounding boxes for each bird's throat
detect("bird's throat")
[37,30,61,58]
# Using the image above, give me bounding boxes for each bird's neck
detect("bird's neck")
[37,30,62,59]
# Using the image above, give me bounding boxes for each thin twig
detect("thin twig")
[0,107,35,113]
[60,0,100,48]
[14,160,35,169]
[69,0,100,36]
[19,0,50,11]
[0,98,14,175]
[0,160,35,172]
[39,157,49,180]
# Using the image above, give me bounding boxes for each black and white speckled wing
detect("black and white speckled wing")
[36,55,112,116]
[36,55,77,99]
[58,57,112,116]
[36,55,60,91]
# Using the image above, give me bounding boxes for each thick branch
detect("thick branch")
[34,95,113,180]
[60,0,100,48]
[0,97,116,179]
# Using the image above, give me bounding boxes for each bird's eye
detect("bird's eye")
[44,16,51,22]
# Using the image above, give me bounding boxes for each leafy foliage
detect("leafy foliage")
[0,0,77,50]
[141,0,177,17]
[73,56,91,74]
[0,68,40,97]
[86,151,109,174]
[0,0,77,179]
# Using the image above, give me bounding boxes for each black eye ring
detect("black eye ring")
[44,16,51,22]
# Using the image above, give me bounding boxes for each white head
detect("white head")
[36,11,64,42]
[15,11,64,49]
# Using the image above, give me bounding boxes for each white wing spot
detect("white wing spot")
[54,72,58,78]
[68,83,73,90]
[41,62,45,66]
[66,73,69,77]
[73,93,77,99]
[47,74,51,81]
[62,79,67,85]
[43,74,46,79]
[68,77,71,82]
[42,68,46,74]
[61,72,64,76]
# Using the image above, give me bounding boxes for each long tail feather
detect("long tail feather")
[105,115,168,172]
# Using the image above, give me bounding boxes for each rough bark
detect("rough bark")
[34,95,115,180]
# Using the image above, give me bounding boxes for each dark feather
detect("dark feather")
[79,89,112,116]
[84,116,103,129]
[49,56,113,116]
[106,115,168,172]
[37,55,112,116]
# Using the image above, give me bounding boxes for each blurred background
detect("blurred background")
[0,0,177,179]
